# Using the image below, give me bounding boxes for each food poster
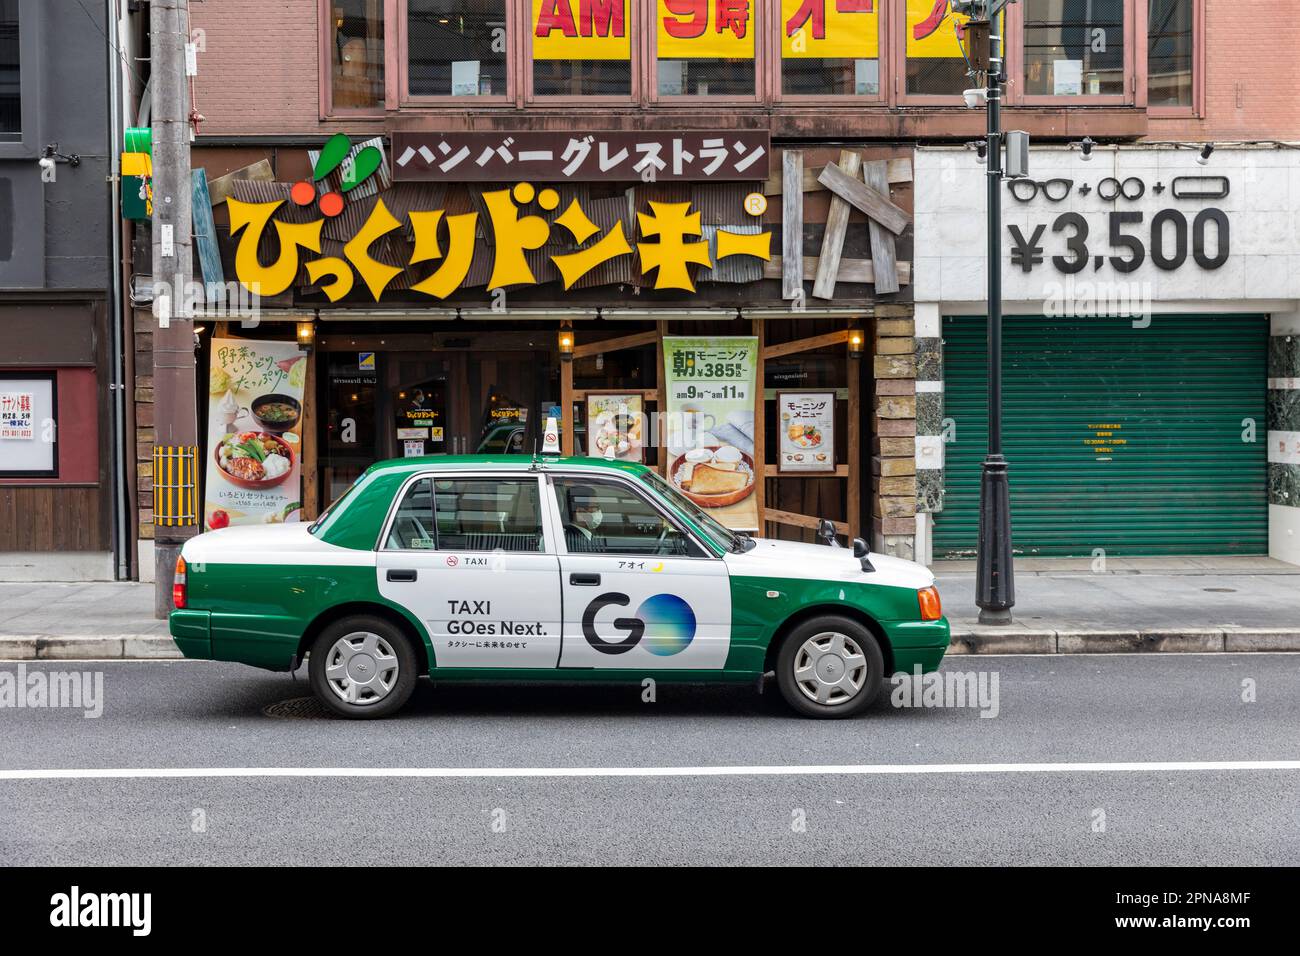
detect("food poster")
[778,391,835,473]
[586,393,645,463]
[204,338,308,530]
[662,336,759,531]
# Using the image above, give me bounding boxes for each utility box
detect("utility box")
[1005,130,1030,179]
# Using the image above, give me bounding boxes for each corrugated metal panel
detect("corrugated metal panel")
[933,314,1268,558]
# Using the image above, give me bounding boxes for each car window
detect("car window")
[554,477,703,558]
[385,476,544,552]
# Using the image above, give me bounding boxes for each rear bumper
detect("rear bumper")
[168,609,212,659]
[884,618,950,674]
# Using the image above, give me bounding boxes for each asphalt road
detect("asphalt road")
[1,655,1298,865]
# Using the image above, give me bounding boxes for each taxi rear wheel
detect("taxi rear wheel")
[308,616,417,718]
[775,616,884,719]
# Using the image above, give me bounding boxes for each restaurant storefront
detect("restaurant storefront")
[138,133,924,569]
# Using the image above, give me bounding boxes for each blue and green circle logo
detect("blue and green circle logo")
[635,593,697,656]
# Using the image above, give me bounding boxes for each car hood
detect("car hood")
[724,537,934,590]
[181,522,373,566]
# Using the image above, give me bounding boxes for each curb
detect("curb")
[947,628,1300,654]
[1,630,1299,661]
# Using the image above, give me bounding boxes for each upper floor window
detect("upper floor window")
[0,0,19,137]
[655,0,756,97]
[1022,0,1126,97]
[532,0,633,96]
[903,0,973,96]
[781,0,880,97]
[1147,0,1193,109]
[408,0,508,97]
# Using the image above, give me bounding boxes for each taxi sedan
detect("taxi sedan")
[170,456,949,719]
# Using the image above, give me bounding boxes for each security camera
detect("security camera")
[962,88,988,109]
[949,0,983,14]
[37,156,55,172]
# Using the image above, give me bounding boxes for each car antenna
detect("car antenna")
[530,440,542,472]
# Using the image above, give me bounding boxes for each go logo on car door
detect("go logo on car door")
[582,592,698,656]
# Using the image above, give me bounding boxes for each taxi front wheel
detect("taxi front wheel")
[308,616,418,718]
[775,616,884,719]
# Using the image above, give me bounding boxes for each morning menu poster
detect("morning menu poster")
[662,336,759,531]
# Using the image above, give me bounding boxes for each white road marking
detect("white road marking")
[1,760,1299,781]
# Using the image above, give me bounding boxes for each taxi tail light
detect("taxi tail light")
[173,556,187,610]
[918,586,942,621]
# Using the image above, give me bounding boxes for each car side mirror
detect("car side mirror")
[817,518,839,547]
[852,536,876,573]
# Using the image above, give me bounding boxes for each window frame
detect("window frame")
[549,472,713,559]
[397,0,522,106]
[1144,0,1202,118]
[1013,0,1138,107]
[892,0,989,106]
[772,0,889,104]
[649,0,766,105]
[318,0,395,119]
[379,471,552,554]
[0,1,38,158]
[524,0,641,105]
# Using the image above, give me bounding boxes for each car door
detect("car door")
[549,474,732,670]
[376,471,562,669]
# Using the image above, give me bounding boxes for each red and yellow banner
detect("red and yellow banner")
[905,0,970,58]
[532,0,631,61]
[657,0,755,60]
[781,0,878,59]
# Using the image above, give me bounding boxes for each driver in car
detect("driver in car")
[563,484,605,553]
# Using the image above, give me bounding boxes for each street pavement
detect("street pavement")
[0,654,1297,865]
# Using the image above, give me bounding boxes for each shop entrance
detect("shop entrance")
[319,344,555,503]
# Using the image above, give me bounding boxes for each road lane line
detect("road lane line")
[2,761,1300,781]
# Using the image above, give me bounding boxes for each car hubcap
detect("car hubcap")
[793,631,867,706]
[324,631,399,706]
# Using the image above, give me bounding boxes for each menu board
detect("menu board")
[203,337,307,530]
[778,391,835,473]
[662,336,758,531]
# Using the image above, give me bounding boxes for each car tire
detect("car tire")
[308,615,418,719]
[774,615,885,719]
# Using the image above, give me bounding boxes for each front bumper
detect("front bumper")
[884,618,950,674]
[169,609,212,659]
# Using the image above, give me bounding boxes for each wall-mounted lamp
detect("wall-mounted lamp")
[848,328,865,359]
[558,325,574,362]
[1076,136,1096,162]
[1197,144,1215,166]
[38,143,82,173]
[296,320,316,352]
[968,141,988,165]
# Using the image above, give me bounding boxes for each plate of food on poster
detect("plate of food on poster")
[670,444,755,508]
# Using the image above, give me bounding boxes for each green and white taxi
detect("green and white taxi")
[170,456,949,718]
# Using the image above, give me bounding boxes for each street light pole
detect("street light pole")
[974,0,1015,624]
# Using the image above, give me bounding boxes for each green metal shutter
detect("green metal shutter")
[933,314,1268,558]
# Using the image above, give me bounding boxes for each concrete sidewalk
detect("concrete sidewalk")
[935,556,1300,654]
[1,556,1298,659]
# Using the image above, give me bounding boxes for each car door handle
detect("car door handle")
[387,569,418,583]
[570,572,600,586]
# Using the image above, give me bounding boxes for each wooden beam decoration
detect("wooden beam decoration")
[191,168,225,289]
[812,149,862,301]
[817,161,911,236]
[762,158,913,196]
[764,256,912,287]
[862,160,900,295]
[781,150,803,302]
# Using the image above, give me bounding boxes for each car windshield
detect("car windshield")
[639,470,748,553]
[308,480,358,535]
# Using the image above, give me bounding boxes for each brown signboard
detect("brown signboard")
[391,131,771,183]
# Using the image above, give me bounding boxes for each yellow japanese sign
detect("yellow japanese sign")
[657,0,755,60]
[781,0,878,60]
[532,0,631,61]
[905,0,970,59]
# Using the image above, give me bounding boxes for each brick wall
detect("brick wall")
[1148,0,1300,142]
[191,0,327,136]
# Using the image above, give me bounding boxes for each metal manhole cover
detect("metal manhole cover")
[262,696,338,720]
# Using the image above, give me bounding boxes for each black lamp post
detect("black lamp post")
[955,0,1016,624]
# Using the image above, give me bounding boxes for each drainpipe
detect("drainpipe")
[107,0,130,580]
